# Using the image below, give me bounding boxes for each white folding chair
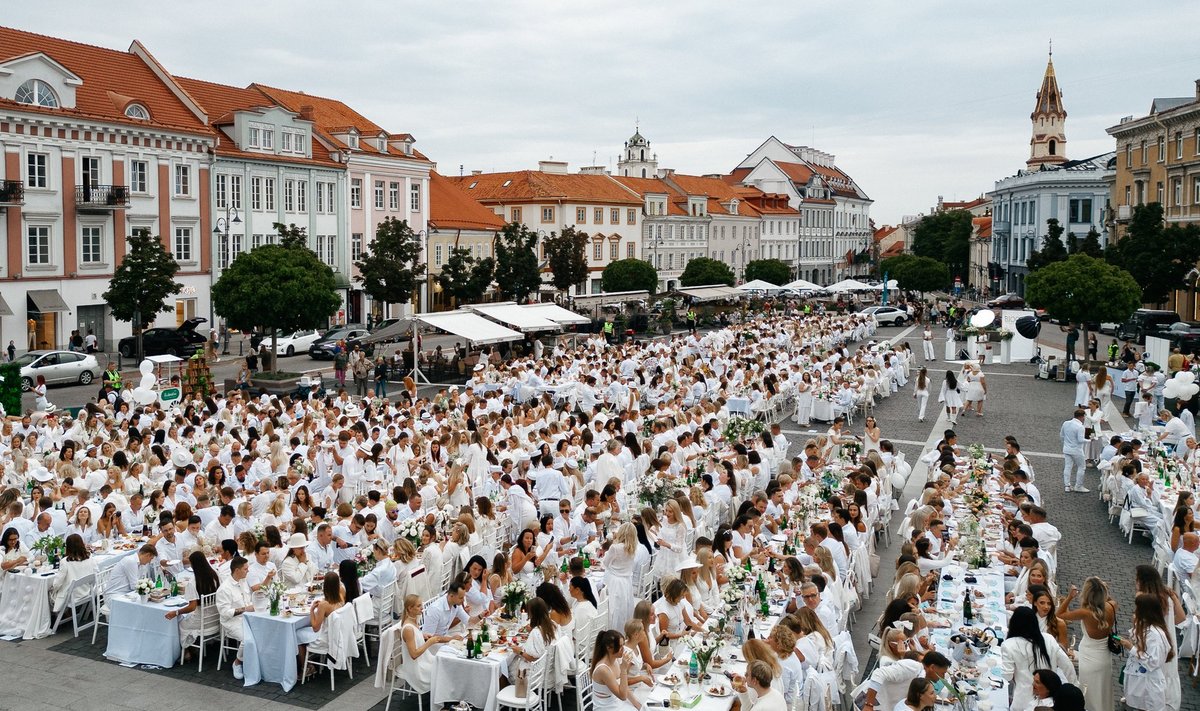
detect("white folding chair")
[368,583,396,650]
[90,566,113,644]
[51,572,96,637]
[302,605,359,690]
[384,622,423,711]
[352,594,375,665]
[576,670,594,711]
[182,591,221,672]
[496,650,551,711]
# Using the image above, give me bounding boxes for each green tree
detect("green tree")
[542,225,590,293]
[911,210,972,280]
[212,225,340,372]
[102,229,182,359]
[1025,254,1142,362]
[1077,227,1104,258]
[601,258,658,294]
[492,222,542,302]
[743,258,790,286]
[436,245,495,306]
[880,254,950,294]
[1026,218,1069,271]
[354,217,426,308]
[680,256,735,287]
[1107,203,1200,304]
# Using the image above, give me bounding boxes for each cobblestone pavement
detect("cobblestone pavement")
[0,324,1190,711]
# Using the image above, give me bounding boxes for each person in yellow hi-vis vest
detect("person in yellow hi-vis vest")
[602,320,614,343]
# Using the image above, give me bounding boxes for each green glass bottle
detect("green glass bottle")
[474,632,483,658]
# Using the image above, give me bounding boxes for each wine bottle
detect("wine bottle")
[466,629,475,659]
[963,589,974,623]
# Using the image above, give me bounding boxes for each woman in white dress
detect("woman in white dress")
[1,528,31,579]
[653,501,686,577]
[420,526,445,598]
[591,629,642,711]
[1135,565,1183,711]
[1094,368,1115,411]
[1120,592,1174,711]
[1000,607,1077,711]
[862,416,882,457]
[913,367,931,422]
[602,523,638,625]
[1058,577,1116,711]
[506,597,556,684]
[398,593,448,694]
[65,507,99,547]
[165,552,222,653]
[794,373,814,426]
[33,375,52,412]
[937,370,963,425]
[961,363,987,417]
[1074,367,1093,408]
[50,534,96,612]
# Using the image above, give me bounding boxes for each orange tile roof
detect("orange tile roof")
[944,196,989,211]
[881,242,905,258]
[174,76,339,167]
[430,172,506,232]
[0,26,210,135]
[253,83,429,162]
[972,215,993,239]
[449,171,642,205]
[874,225,899,242]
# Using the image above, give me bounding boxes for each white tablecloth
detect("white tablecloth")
[811,398,834,422]
[242,611,310,692]
[104,594,182,667]
[0,570,54,639]
[726,398,751,416]
[432,646,506,711]
[929,566,1010,710]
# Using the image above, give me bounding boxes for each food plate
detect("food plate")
[660,673,682,687]
[706,686,731,697]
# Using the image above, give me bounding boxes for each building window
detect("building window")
[352,233,364,260]
[434,244,443,266]
[281,132,292,153]
[410,183,421,211]
[251,233,266,249]
[130,160,148,194]
[26,152,48,189]
[1175,179,1183,207]
[251,177,262,211]
[593,241,602,260]
[26,226,50,265]
[577,207,586,223]
[609,241,619,260]
[316,235,336,265]
[284,179,295,212]
[1177,132,1185,160]
[261,128,274,150]
[511,207,522,223]
[324,182,335,214]
[15,79,58,107]
[626,242,635,258]
[389,182,399,210]
[215,174,227,208]
[375,181,385,209]
[1126,144,1133,168]
[174,165,190,197]
[1068,198,1092,224]
[541,207,554,223]
[263,177,275,211]
[1141,140,1147,164]
[1196,129,1200,156]
[610,208,619,224]
[173,227,192,262]
[594,208,603,223]
[627,208,636,224]
[297,181,307,212]
[248,126,260,148]
[1195,177,1200,205]
[1158,136,1166,162]
[1125,186,1132,206]
[80,226,102,264]
[316,181,326,213]
[351,178,362,208]
[1157,182,1165,204]
[229,175,242,209]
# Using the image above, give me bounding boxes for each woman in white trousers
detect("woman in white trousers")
[913,367,930,422]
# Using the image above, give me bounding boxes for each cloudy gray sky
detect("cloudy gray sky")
[9,1,1200,223]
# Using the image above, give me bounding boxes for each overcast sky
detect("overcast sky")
[9,2,1200,223]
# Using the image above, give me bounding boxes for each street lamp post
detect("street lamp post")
[415,229,428,314]
[211,206,241,346]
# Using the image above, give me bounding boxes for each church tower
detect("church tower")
[1027,50,1067,170]
[618,127,658,178]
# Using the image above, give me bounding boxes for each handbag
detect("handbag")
[1108,632,1123,655]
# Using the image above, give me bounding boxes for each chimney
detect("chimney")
[538,160,568,174]
[299,105,314,121]
[471,170,482,176]
[1195,78,1200,100]
[579,166,608,175]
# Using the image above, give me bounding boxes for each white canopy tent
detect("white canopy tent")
[824,278,875,293]
[673,285,746,303]
[469,303,562,333]
[783,278,823,291]
[521,303,590,325]
[416,312,524,346]
[737,279,780,292]
[569,290,649,309]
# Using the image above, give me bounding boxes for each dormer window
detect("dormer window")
[124,103,149,120]
[15,79,58,108]
[346,134,359,149]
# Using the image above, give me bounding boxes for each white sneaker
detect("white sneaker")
[1064,486,1072,492]
[1074,486,1091,493]
[232,661,244,680]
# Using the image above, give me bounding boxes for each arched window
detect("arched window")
[641,168,646,178]
[640,149,645,160]
[1048,139,1057,156]
[15,79,58,108]
[124,103,149,120]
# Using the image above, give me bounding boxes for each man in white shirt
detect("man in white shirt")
[246,542,278,592]
[859,652,952,711]
[421,582,470,637]
[395,493,424,522]
[1173,532,1200,583]
[20,513,55,550]
[1159,410,1192,449]
[307,524,337,570]
[108,544,158,595]
[1059,409,1088,493]
[735,660,787,711]
[528,454,569,517]
[331,515,368,564]
[154,524,184,577]
[216,557,255,679]
[203,505,237,546]
[802,580,841,634]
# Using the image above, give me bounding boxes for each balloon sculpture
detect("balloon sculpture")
[130,359,158,406]
[1163,370,1200,404]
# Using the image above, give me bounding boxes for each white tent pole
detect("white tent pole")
[408,318,430,385]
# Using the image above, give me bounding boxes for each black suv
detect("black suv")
[117,317,207,358]
[1115,309,1181,344]
[307,325,370,360]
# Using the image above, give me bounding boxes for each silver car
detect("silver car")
[16,350,101,390]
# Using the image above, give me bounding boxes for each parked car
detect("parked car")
[859,305,910,326]
[269,329,322,356]
[1115,309,1181,344]
[117,317,207,358]
[1159,321,1200,355]
[986,293,1026,309]
[16,350,101,390]
[307,325,370,360]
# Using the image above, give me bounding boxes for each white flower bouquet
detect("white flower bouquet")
[135,578,155,596]
[253,523,266,541]
[396,518,424,544]
[636,473,675,510]
[725,564,749,586]
[500,580,530,615]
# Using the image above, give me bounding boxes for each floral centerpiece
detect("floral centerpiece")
[500,580,531,617]
[253,523,267,542]
[355,550,377,577]
[966,443,985,461]
[723,417,765,444]
[135,577,155,600]
[396,518,424,546]
[840,440,861,463]
[964,487,990,518]
[263,578,288,616]
[640,416,656,440]
[143,508,158,530]
[636,473,676,510]
[31,534,65,563]
[685,635,722,678]
[817,469,843,502]
[724,564,749,587]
